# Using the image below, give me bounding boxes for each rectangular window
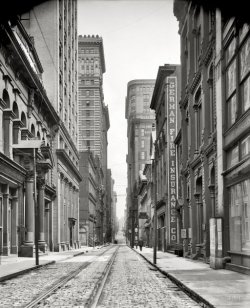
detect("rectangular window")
[229,179,250,252]
[227,94,237,127]
[242,76,250,112]
[141,151,145,160]
[226,60,236,98]
[240,134,250,159]
[141,128,145,136]
[225,38,236,64]
[240,38,250,81]
[227,145,239,168]
[141,140,145,148]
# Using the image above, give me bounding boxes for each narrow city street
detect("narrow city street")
[97,245,202,308]
[0,245,203,307]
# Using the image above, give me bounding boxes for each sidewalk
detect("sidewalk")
[133,247,250,308]
[0,245,100,282]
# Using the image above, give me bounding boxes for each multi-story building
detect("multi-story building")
[0,17,59,257]
[174,1,250,273]
[21,0,81,251]
[125,79,155,247]
[78,35,110,244]
[79,151,98,246]
[174,1,217,262]
[150,64,181,252]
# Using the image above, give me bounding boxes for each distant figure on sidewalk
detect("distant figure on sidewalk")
[138,239,143,251]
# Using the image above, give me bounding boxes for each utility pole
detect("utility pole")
[153,154,157,264]
[33,148,39,266]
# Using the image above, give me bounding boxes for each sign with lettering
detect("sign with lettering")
[167,76,177,245]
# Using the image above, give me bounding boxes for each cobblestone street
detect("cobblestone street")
[0,245,204,307]
[97,245,202,308]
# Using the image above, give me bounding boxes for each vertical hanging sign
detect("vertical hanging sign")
[167,76,177,245]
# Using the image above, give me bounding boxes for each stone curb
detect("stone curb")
[0,247,97,282]
[131,246,215,308]
[0,260,55,282]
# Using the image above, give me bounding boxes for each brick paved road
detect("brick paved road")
[97,245,202,308]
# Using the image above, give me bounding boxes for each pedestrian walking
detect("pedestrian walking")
[138,238,143,251]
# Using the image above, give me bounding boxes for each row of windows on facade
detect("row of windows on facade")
[134,127,153,137]
[129,86,154,94]
[225,33,250,129]
[227,133,250,169]
[1,91,49,152]
[79,90,95,96]
[79,48,99,55]
[79,80,96,86]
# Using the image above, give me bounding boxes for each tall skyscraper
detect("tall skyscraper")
[78,35,109,161]
[125,79,155,247]
[78,35,110,243]
[21,0,81,251]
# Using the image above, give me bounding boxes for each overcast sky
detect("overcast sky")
[78,0,180,219]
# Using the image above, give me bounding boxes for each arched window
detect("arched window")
[31,124,35,136]
[194,87,202,149]
[208,65,214,134]
[21,112,27,127]
[12,102,19,119]
[12,102,20,144]
[37,131,41,139]
[2,89,10,108]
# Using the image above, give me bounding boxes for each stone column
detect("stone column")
[2,186,10,255]
[37,177,46,252]
[11,193,18,254]
[21,173,35,257]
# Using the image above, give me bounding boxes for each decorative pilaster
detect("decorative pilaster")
[2,188,10,255]
[21,172,35,257]
[11,194,18,254]
[37,176,46,252]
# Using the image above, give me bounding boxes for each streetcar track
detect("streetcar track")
[89,245,120,308]
[23,245,115,308]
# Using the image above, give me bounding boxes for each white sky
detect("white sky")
[78,0,180,219]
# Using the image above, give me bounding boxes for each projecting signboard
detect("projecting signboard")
[167,76,177,245]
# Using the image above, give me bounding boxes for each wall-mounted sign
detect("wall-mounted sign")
[167,76,177,245]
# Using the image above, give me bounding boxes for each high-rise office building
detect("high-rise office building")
[125,79,155,247]
[21,0,81,251]
[78,35,110,244]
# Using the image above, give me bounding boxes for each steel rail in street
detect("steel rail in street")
[24,245,114,308]
[88,245,120,308]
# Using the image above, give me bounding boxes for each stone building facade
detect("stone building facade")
[174,1,250,273]
[21,0,81,251]
[0,18,59,257]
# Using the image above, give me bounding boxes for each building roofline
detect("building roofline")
[78,34,106,73]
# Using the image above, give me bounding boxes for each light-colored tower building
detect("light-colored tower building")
[21,0,81,251]
[125,79,155,247]
[78,35,110,243]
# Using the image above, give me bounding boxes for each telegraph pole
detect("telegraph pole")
[153,154,157,264]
